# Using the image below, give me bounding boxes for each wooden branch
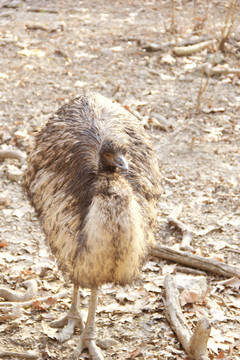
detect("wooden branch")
[189,318,211,359]
[168,206,220,251]
[168,205,194,251]
[0,280,38,302]
[0,351,38,359]
[0,149,26,163]
[176,266,206,276]
[173,40,215,56]
[204,63,240,76]
[0,290,68,307]
[164,274,211,360]
[151,245,240,278]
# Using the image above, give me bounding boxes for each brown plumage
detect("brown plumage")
[24,92,161,359]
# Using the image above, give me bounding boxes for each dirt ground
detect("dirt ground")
[0,1,240,359]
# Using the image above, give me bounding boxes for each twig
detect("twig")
[27,8,58,14]
[204,63,240,76]
[0,290,68,307]
[0,280,38,302]
[0,149,26,164]
[168,206,220,251]
[151,245,240,278]
[219,0,238,52]
[173,40,215,56]
[164,274,211,360]
[196,0,238,108]
[225,247,240,254]
[168,205,194,251]
[111,85,120,98]
[211,294,231,311]
[0,351,38,359]
[171,0,176,38]
[176,266,206,276]
[196,49,217,109]
[189,318,211,360]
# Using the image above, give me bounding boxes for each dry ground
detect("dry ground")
[0,1,240,359]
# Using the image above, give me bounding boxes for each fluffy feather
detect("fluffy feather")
[24,92,161,288]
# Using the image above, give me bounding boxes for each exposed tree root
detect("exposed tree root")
[0,149,26,163]
[164,274,211,360]
[0,280,68,307]
[151,245,240,278]
[0,351,38,359]
[173,40,215,56]
[168,205,220,251]
[0,280,38,302]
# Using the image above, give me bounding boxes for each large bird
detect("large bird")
[24,92,161,359]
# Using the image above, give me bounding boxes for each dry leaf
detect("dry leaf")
[41,321,58,339]
[218,276,240,291]
[0,241,8,248]
[18,48,45,57]
[32,300,47,311]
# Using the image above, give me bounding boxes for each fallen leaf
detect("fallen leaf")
[144,282,161,293]
[18,48,45,57]
[180,289,200,306]
[162,264,176,275]
[0,241,8,248]
[0,324,8,332]
[41,320,58,339]
[218,276,240,291]
[216,349,226,359]
[32,300,47,311]
[44,297,57,306]
[116,291,138,304]
[228,296,240,309]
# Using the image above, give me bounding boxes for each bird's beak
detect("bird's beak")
[113,154,129,171]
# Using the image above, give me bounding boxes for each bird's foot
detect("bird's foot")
[50,309,84,343]
[74,334,104,360]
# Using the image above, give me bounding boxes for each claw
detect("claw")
[50,311,84,343]
[50,314,69,328]
[74,336,104,360]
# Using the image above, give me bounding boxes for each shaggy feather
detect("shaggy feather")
[24,92,161,288]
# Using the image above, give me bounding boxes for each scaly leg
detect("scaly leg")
[74,288,104,360]
[51,284,84,343]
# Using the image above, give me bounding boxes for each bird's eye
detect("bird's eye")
[104,152,112,159]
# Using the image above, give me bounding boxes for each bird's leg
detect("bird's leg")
[51,284,84,342]
[74,288,104,360]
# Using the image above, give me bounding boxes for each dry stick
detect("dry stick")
[193,0,197,32]
[173,40,215,56]
[164,274,211,360]
[204,64,240,76]
[168,206,219,251]
[219,0,237,52]
[0,290,68,307]
[151,245,240,278]
[0,351,38,359]
[0,149,26,163]
[189,318,211,360]
[196,50,216,109]
[225,247,240,255]
[196,0,237,108]
[176,265,206,276]
[0,279,38,302]
[168,205,193,251]
[171,0,176,36]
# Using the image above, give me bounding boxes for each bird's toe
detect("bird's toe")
[74,335,104,360]
[50,311,84,343]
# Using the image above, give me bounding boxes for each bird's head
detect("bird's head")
[99,139,129,173]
